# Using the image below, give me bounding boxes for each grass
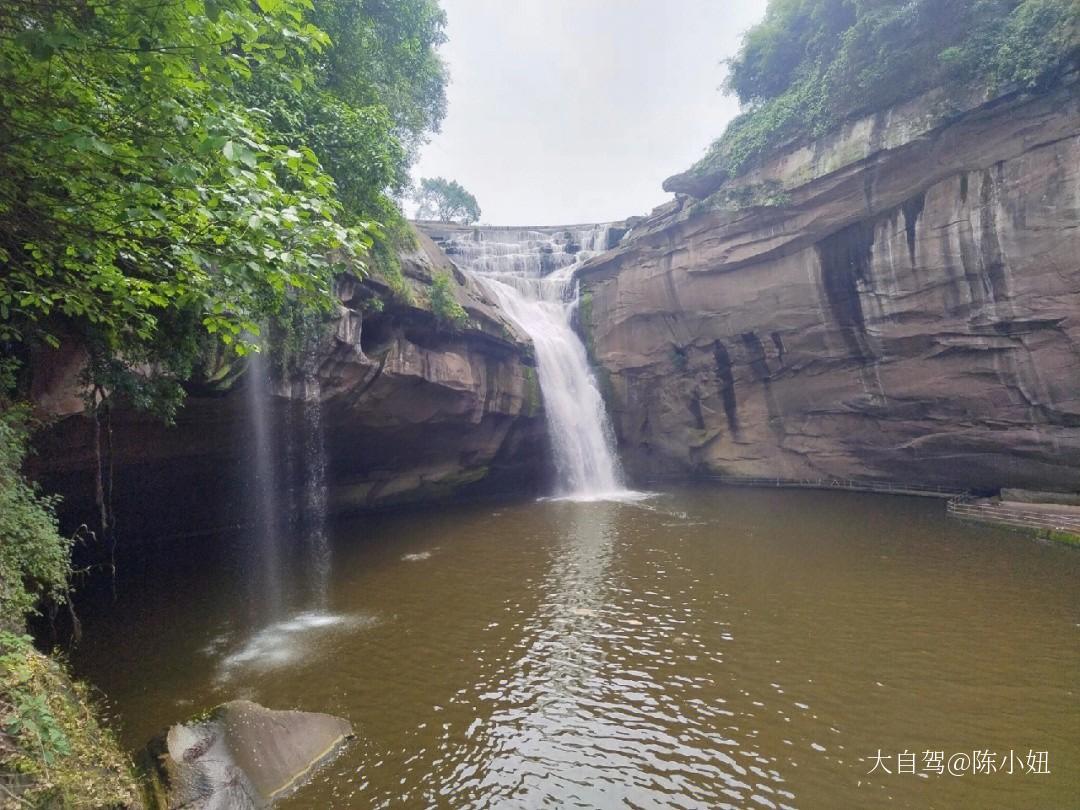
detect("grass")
[0,634,141,809]
[430,271,469,330]
[1036,528,1080,547]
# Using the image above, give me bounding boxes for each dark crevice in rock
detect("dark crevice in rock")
[688,391,706,430]
[740,331,771,380]
[711,341,739,434]
[671,344,690,372]
[770,331,786,365]
[861,162,876,213]
[606,225,630,249]
[901,191,926,265]
[815,220,876,361]
[359,313,393,355]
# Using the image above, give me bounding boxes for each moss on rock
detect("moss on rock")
[1037,528,1080,547]
[0,634,142,809]
[522,367,542,418]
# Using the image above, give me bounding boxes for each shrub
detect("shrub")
[0,632,140,807]
[0,408,70,634]
[430,272,469,329]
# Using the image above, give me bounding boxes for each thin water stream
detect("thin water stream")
[244,349,285,618]
[244,348,331,616]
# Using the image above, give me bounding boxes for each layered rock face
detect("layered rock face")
[31,228,547,539]
[579,77,1080,492]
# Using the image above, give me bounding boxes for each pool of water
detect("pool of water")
[72,487,1080,808]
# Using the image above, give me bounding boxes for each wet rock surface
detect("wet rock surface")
[579,77,1080,492]
[144,700,352,809]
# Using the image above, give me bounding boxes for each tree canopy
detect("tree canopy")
[414,177,482,224]
[0,0,448,412]
[244,0,448,229]
[682,0,1080,184]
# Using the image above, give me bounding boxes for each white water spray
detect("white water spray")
[442,226,631,500]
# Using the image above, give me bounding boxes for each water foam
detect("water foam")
[215,611,375,680]
[444,226,635,501]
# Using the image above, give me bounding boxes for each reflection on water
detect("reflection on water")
[72,488,1080,809]
[469,502,628,805]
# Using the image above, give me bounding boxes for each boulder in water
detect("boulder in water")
[143,700,353,809]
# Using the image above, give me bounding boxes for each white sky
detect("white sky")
[409,0,769,225]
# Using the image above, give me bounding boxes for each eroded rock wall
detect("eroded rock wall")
[30,228,548,539]
[579,78,1080,491]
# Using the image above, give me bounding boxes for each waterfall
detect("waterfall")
[225,347,338,679]
[244,341,332,616]
[299,375,330,607]
[443,226,630,500]
[245,349,284,616]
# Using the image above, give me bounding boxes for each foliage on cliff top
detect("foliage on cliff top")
[680,0,1080,187]
[414,177,482,224]
[241,0,448,228]
[0,0,363,371]
[1,633,141,809]
[311,0,448,173]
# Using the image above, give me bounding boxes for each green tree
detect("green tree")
[414,177,482,224]
[241,0,448,228]
[0,0,375,412]
[311,0,448,174]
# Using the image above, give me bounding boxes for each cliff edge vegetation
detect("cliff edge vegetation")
[666,0,1080,196]
[1,375,141,806]
[0,0,449,417]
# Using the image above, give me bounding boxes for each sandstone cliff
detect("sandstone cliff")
[30,228,547,539]
[579,75,1080,492]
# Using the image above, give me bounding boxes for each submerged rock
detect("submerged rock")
[144,700,353,809]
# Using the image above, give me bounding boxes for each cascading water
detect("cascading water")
[441,226,629,499]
